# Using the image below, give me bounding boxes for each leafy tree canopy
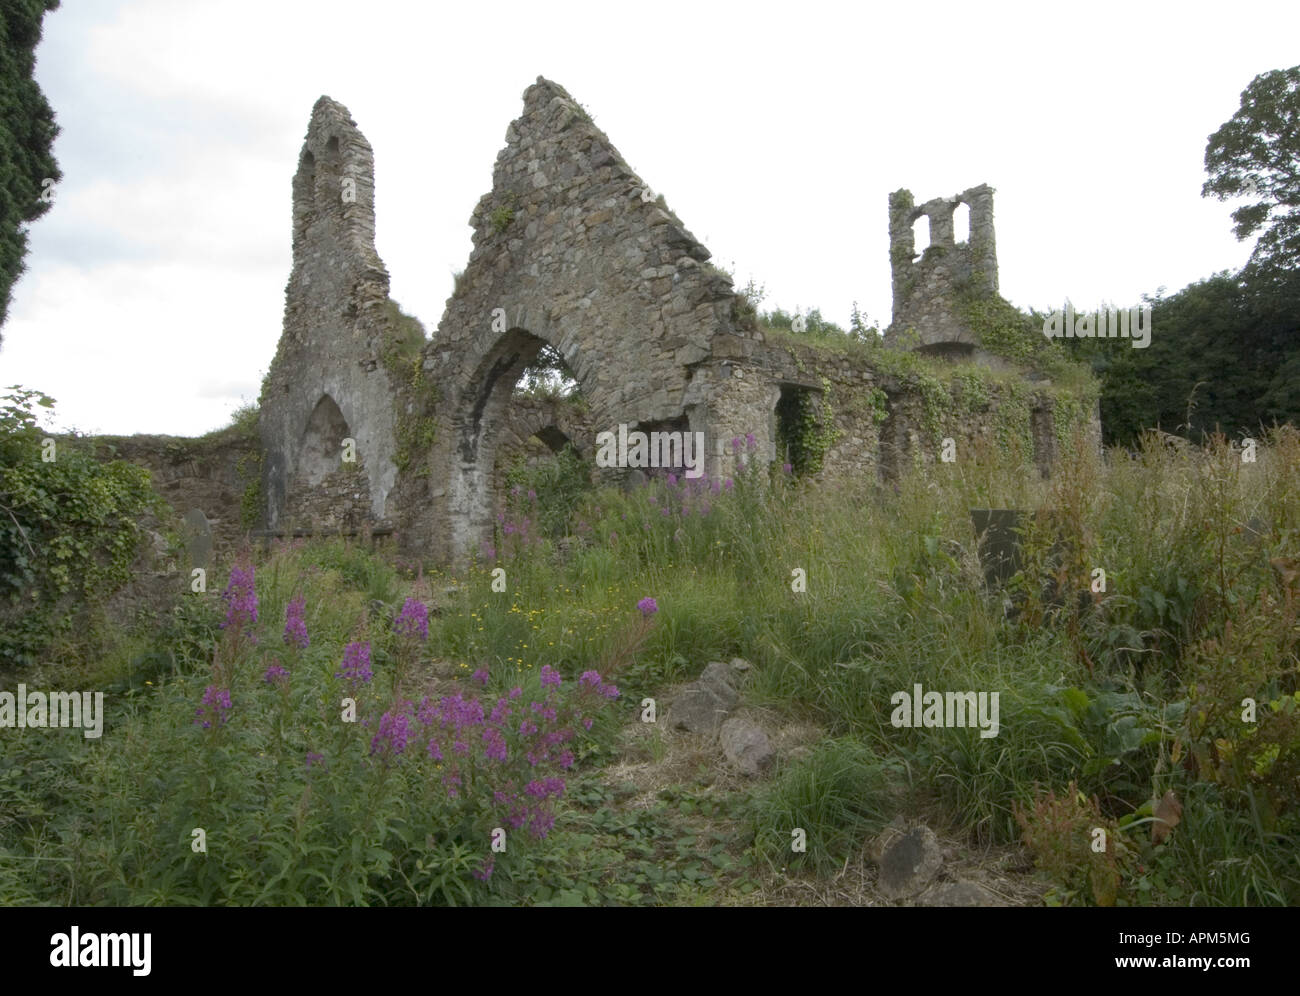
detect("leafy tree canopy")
[0,0,61,343]
[1202,65,1300,309]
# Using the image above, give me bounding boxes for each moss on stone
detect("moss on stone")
[382,299,438,476]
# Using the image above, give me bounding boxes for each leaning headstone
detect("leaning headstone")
[181,508,213,572]
[970,509,1024,589]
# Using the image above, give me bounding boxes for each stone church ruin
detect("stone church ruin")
[256,77,1100,564]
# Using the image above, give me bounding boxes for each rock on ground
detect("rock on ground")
[719,717,774,776]
[667,660,744,736]
[917,881,1002,907]
[877,825,943,899]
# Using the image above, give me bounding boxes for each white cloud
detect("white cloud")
[3,0,1294,434]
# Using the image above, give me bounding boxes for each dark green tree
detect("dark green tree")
[1202,65,1300,307]
[0,0,60,344]
[1060,274,1299,447]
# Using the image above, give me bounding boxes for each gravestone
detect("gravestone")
[181,508,213,572]
[970,509,1024,589]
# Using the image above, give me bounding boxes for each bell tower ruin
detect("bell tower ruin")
[886,183,1000,360]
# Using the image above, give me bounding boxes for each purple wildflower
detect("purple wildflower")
[194,685,232,728]
[283,593,309,649]
[472,857,495,881]
[745,432,756,449]
[336,641,373,686]
[443,772,462,798]
[529,810,557,839]
[370,710,410,757]
[415,696,436,726]
[783,462,793,474]
[637,596,658,617]
[471,667,490,685]
[394,597,429,642]
[483,727,508,762]
[219,566,258,631]
[306,751,325,770]
[539,664,562,688]
[525,777,566,800]
[263,663,289,684]
[427,739,443,761]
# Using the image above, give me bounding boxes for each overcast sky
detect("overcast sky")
[3,0,1297,436]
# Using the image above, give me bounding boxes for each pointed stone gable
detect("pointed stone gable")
[416,77,745,558]
[427,77,737,422]
[259,96,400,532]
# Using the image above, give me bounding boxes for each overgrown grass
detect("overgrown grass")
[3,424,1297,905]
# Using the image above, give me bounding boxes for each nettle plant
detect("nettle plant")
[137,563,624,905]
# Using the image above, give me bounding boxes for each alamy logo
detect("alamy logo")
[1042,302,1151,349]
[0,685,104,739]
[595,423,705,478]
[50,927,151,976]
[890,683,1000,738]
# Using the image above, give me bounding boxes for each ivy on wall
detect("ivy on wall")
[1,388,158,667]
[775,377,842,477]
[769,321,1099,468]
[382,300,439,476]
[1051,384,1101,450]
[238,448,263,530]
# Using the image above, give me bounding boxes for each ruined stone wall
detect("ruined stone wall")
[254,83,1101,567]
[704,336,1087,492]
[258,97,401,534]
[86,430,259,554]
